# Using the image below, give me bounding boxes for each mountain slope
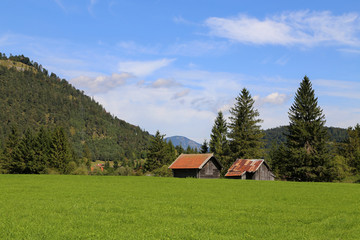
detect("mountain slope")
[165,136,201,150]
[0,54,151,162]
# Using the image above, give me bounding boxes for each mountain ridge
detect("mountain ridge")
[165,136,202,150]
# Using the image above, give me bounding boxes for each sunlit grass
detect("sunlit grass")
[0,175,359,239]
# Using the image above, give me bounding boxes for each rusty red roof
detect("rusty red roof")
[225,159,264,177]
[168,153,215,169]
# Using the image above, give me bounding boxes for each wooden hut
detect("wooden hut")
[225,159,275,180]
[168,153,222,178]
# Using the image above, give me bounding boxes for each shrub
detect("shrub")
[152,165,172,177]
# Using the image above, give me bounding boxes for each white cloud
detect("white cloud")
[205,11,360,46]
[263,92,289,104]
[151,78,181,88]
[172,89,190,99]
[118,58,175,77]
[71,73,132,93]
[94,81,215,142]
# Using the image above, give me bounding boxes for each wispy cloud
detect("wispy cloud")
[262,92,289,105]
[118,58,175,77]
[71,73,133,94]
[172,89,190,99]
[205,11,360,46]
[338,48,360,54]
[150,78,181,88]
[88,0,98,15]
[172,15,201,26]
[54,0,67,12]
[314,79,360,100]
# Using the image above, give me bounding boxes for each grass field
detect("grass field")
[0,175,359,239]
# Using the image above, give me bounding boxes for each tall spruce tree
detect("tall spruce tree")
[285,75,329,181]
[144,130,172,172]
[49,127,73,174]
[17,129,36,174]
[228,88,264,159]
[2,126,26,173]
[210,111,231,168]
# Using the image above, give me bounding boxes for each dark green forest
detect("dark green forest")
[0,53,151,165]
[263,126,348,148]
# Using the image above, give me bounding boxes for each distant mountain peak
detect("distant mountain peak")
[165,136,201,150]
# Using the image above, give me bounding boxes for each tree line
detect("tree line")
[0,126,85,174]
[206,76,360,182]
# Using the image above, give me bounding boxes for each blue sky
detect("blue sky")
[1,0,360,142]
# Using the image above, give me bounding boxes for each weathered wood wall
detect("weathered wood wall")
[252,163,274,180]
[199,158,221,179]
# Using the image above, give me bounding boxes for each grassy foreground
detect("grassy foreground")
[0,175,359,239]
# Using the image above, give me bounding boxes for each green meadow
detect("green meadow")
[0,175,359,239]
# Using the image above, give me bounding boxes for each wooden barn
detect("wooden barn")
[168,153,222,178]
[225,159,275,180]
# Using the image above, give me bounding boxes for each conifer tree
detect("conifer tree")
[175,145,184,155]
[344,124,360,172]
[17,129,36,173]
[49,127,73,174]
[228,88,264,159]
[2,126,23,173]
[210,111,231,168]
[166,139,177,160]
[144,131,172,172]
[34,127,51,171]
[285,75,329,181]
[201,140,209,153]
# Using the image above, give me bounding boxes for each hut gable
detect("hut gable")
[225,159,275,180]
[169,153,222,178]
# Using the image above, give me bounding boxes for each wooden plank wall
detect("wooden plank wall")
[199,158,221,179]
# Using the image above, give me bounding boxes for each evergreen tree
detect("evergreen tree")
[144,131,172,172]
[49,127,73,174]
[33,127,51,172]
[210,111,231,168]
[344,124,360,172]
[82,142,92,170]
[2,126,23,173]
[283,76,329,181]
[228,88,264,159]
[175,145,184,155]
[201,140,209,153]
[166,139,177,160]
[17,129,36,173]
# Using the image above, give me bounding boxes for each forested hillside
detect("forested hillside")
[0,53,151,165]
[263,126,348,148]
